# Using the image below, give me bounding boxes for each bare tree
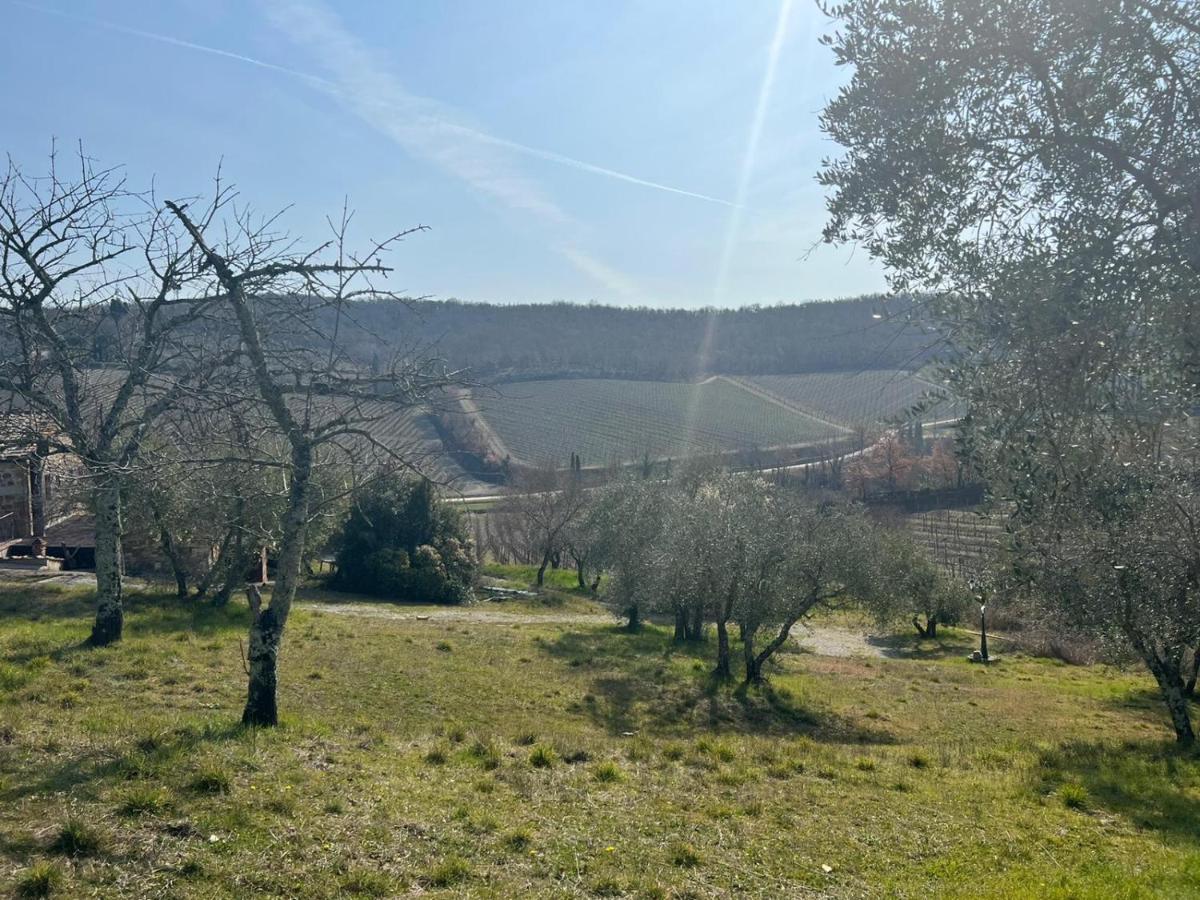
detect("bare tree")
[166,188,459,726]
[504,463,588,587]
[0,147,219,644]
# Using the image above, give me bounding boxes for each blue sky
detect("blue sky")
[3,0,885,307]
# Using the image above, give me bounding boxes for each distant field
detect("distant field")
[745,370,954,427]
[474,377,843,466]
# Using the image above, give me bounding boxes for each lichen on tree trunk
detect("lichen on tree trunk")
[1144,650,1196,745]
[241,444,310,727]
[89,475,124,646]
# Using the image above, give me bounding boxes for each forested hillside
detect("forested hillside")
[340,294,936,380]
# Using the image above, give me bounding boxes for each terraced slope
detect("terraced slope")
[475,378,842,466]
[333,402,493,495]
[745,370,955,427]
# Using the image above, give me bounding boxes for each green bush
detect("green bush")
[48,820,103,858]
[333,477,475,604]
[16,861,64,898]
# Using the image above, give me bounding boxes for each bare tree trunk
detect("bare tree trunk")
[89,475,124,646]
[536,550,550,587]
[213,523,246,607]
[688,603,704,642]
[243,444,310,727]
[158,527,189,599]
[673,606,687,642]
[624,603,641,632]
[195,528,234,599]
[149,501,189,599]
[576,559,586,590]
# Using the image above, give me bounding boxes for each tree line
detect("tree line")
[326,295,938,381]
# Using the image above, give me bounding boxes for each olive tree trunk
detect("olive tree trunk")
[714,619,732,679]
[673,606,688,642]
[1143,649,1195,745]
[743,617,801,685]
[89,475,124,646]
[688,603,704,642]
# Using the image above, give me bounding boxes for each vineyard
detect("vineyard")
[473,377,843,467]
[903,507,1007,579]
[744,370,956,427]
[335,401,493,495]
[467,370,959,469]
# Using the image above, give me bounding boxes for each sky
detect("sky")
[2,0,886,308]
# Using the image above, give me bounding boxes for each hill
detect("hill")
[338,294,938,381]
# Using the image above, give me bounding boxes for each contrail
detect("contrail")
[12,0,736,209]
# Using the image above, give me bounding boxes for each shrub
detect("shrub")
[188,765,232,795]
[669,842,702,868]
[117,785,171,817]
[1059,783,1090,810]
[502,828,533,851]
[425,855,471,887]
[339,870,393,897]
[529,745,558,769]
[467,738,502,770]
[16,861,64,898]
[593,761,623,783]
[333,477,475,604]
[49,819,104,857]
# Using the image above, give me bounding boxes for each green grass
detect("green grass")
[14,861,63,898]
[1,583,1198,897]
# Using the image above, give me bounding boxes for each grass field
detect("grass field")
[745,370,956,428]
[475,378,842,467]
[2,583,1198,898]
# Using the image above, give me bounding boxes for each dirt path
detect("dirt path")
[302,601,897,658]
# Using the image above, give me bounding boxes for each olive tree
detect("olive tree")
[867,531,970,640]
[736,498,887,684]
[819,0,1200,743]
[585,475,668,631]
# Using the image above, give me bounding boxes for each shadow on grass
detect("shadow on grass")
[865,630,976,660]
[0,585,94,622]
[1035,738,1200,842]
[0,719,248,804]
[541,626,896,745]
[0,591,248,664]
